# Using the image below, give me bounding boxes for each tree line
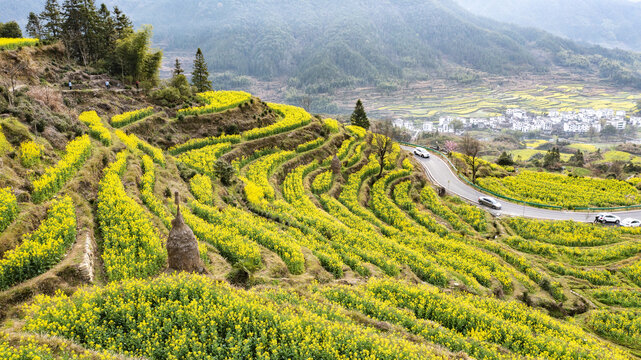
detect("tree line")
[24,0,161,87]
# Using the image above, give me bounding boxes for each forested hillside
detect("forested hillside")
[4,0,641,94]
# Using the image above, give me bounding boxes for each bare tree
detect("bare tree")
[1,61,28,107]
[372,122,394,178]
[300,95,311,112]
[460,134,482,184]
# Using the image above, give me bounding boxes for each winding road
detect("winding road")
[402,145,641,223]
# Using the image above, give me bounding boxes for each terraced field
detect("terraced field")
[373,84,641,120]
[1,91,640,359]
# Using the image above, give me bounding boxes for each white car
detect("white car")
[621,218,641,227]
[595,213,621,225]
[478,196,502,210]
[413,148,431,158]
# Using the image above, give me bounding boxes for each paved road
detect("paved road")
[403,145,641,222]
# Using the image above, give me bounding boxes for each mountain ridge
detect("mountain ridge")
[2,0,641,94]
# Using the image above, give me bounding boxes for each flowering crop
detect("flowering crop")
[366,278,631,360]
[243,150,295,202]
[591,288,641,308]
[0,124,13,154]
[296,137,325,153]
[0,196,76,290]
[23,274,441,360]
[384,142,400,169]
[320,285,509,360]
[546,262,618,285]
[477,170,641,208]
[320,193,450,286]
[502,235,641,265]
[345,142,364,167]
[79,111,111,146]
[189,174,214,205]
[394,181,452,236]
[0,187,18,234]
[182,206,262,271]
[323,118,340,133]
[32,135,92,203]
[336,138,356,160]
[190,200,305,274]
[242,103,311,140]
[115,130,164,165]
[625,260,641,286]
[110,106,154,128]
[312,170,333,193]
[79,110,111,145]
[588,309,641,347]
[446,197,487,232]
[282,161,398,277]
[0,38,38,50]
[402,157,413,170]
[346,125,366,138]
[177,91,251,116]
[373,172,513,291]
[0,332,118,360]
[417,184,470,233]
[239,157,346,277]
[19,140,43,167]
[168,133,241,155]
[176,142,232,177]
[140,155,172,228]
[506,217,622,246]
[97,153,166,281]
[475,240,542,287]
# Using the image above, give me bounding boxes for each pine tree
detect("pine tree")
[112,7,133,39]
[40,0,62,40]
[79,0,100,63]
[496,151,514,166]
[173,58,184,77]
[96,4,116,57]
[350,99,370,129]
[62,0,86,63]
[26,12,43,38]
[192,48,212,92]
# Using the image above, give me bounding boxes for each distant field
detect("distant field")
[601,150,641,164]
[509,149,572,162]
[524,139,549,148]
[567,143,598,152]
[371,84,640,120]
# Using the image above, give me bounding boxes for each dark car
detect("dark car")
[478,196,502,210]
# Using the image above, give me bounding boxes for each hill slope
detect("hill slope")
[1,45,641,359]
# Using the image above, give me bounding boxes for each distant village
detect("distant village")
[393,108,641,137]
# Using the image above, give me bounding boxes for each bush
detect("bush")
[170,74,192,97]
[150,87,182,107]
[215,159,235,186]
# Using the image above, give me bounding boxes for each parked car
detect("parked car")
[621,218,641,227]
[478,196,502,210]
[595,213,621,225]
[413,148,430,158]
